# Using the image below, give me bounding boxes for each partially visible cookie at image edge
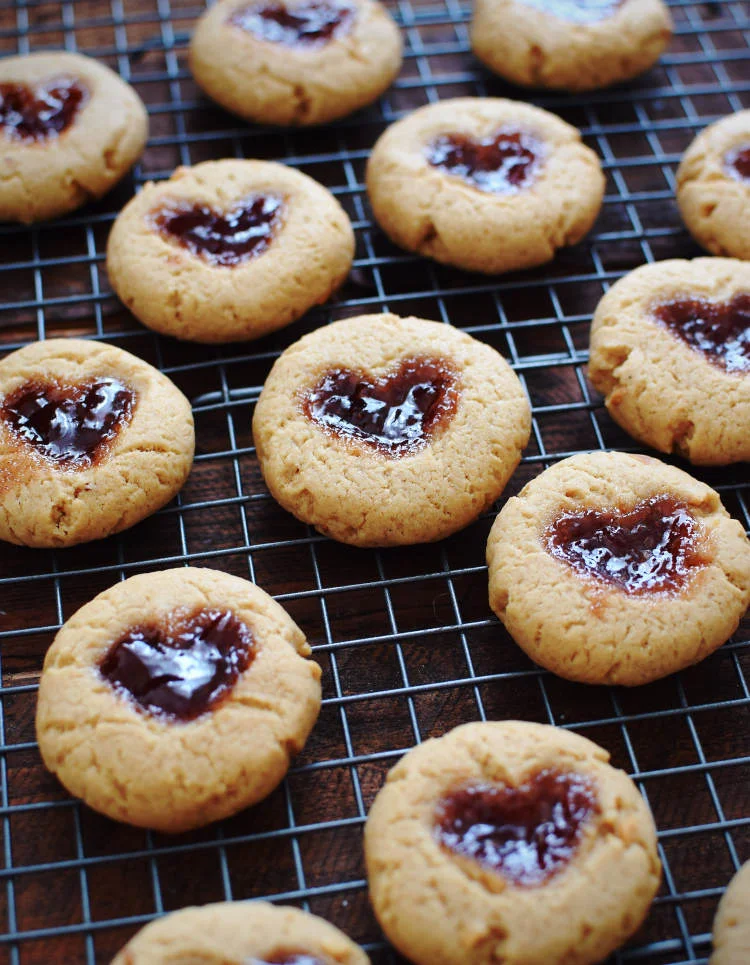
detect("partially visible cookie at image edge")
[0,338,194,548]
[0,51,148,223]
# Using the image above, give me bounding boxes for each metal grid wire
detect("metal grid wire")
[0,0,748,961]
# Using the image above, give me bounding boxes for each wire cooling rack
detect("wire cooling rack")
[0,0,748,962]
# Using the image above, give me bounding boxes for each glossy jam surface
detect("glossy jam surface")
[100,609,254,722]
[724,143,750,183]
[435,771,599,886]
[248,955,328,965]
[426,130,543,194]
[152,195,284,267]
[520,0,623,23]
[229,1,354,46]
[303,357,460,456]
[653,294,750,375]
[546,495,706,594]
[0,76,87,142]
[2,379,134,467]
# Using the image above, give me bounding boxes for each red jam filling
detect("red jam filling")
[302,357,460,457]
[545,495,708,594]
[426,130,544,194]
[151,195,284,267]
[652,294,750,375]
[0,76,87,142]
[100,609,254,722]
[228,1,354,47]
[1,378,134,468]
[435,771,599,886]
[724,143,750,183]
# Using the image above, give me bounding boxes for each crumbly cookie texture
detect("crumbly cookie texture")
[366,97,604,274]
[189,0,403,126]
[0,338,194,548]
[106,159,355,343]
[365,720,661,965]
[487,451,750,686]
[711,862,750,965]
[111,901,370,964]
[252,313,531,546]
[0,51,148,223]
[36,568,322,833]
[471,0,672,92]
[677,110,750,260]
[588,258,750,465]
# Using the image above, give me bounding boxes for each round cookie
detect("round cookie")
[677,110,750,260]
[189,0,403,127]
[486,451,750,687]
[252,313,531,546]
[36,567,322,833]
[588,258,750,465]
[107,159,355,343]
[0,51,148,223]
[111,902,369,964]
[366,97,605,275]
[471,0,672,92]
[365,720,661,965]
[0,338,194,548]
[711,862,750,965]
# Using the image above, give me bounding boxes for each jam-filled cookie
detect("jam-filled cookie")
[0,52,148,223]
[36,567,322,832]
[106,159,354,343]
[189,0,402,127]
[365,720,661,965]
[366,97,604,275]
[487,451,750,686]
[0,338,194,548]
[471,0,672,92]
[112,901,369,965]
[711,862,750,965]
[252,313,531,546]
[677,110,750,261]
[588,258,750,465]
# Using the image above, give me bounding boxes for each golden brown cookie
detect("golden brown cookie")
[0,338,194,548]
[366,97,604,274]
[111,902,370,965]
[588,257,750,465]
[0,51,148,223]
[365,720,661,965]
[487,451,750,686]
[106,159,355,343]
[36,567,322,833]
[711,862,750,965]
[471,0,672,92]
[677,110,750,260]
[252,313,531,546]
[189,0,403,127]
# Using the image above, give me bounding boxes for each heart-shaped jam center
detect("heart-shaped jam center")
[151,195,284,267]
[2,378,135,468]
[520,0,623,22]
[435,771,599,887]
[249,956,328,965]
[229,1,354,46]
[0,77,87,142]
[724,143,750,183]
[545,495,707,594]
[100,609,254,722]
[426,130,543,194]
[303,357,460,456]
[652,294,749,374]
